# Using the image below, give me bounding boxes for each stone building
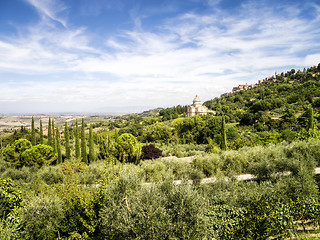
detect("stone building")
[186,95,215,117]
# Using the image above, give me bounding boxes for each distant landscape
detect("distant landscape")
[2,0,320,238]
[1,64,320,239]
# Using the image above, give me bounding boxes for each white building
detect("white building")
[187,95,215,117]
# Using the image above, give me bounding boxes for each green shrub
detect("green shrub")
[192,153,221,177]
[2,168,29,182]
[0,214,20,240]
[160,144,206,158]
[284,139,320,171]
[238,195,293,239]
[57,180,98,238]
[38,166,63,185]
[187,168,205,186]
[19,194,64,240]
[274,170,319,201]
[2,140,56,167]
[161,158,193,180]
[205,138,220,154]
[0,178,22,218]
[207,195,294,239]
[78,160,105,184]
[220,150,248,175]
[99,179,209,239]
[0,160,13,174]
[246,145,285,180]
[140,159,167,182]
[61,157,86,176]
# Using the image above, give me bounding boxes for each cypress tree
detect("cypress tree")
[115,129,118,142]
[52,119,56,152]
[81,118,88,164]
[39,119,43,144]
[221,116,227,150]
[31,116,36,145]
[89,124,95,163]
[75,120,80,159]
[56,127,62,164]
[64,122,71,159]
[48,117,52,146]
[308,107,315,130]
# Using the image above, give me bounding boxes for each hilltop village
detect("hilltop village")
[227,68,320,95]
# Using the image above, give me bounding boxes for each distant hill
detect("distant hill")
[204,63,320,124]
[137,108,163,117]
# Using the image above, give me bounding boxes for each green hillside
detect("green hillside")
[205,64,320,125]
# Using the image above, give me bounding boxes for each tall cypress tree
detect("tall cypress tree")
[52,119,55,151]
[308,107,315,130]
[221,116,227,150]
[75,120,80,159]
[39,119,43,144]
[51,118,57,153]
[48,117,52,146]
[56,127,62,164]
[31,116,36,145]
[64,122,71,159]
[81,118,88,163]
[115,129,119,142]
[89,124,95,163]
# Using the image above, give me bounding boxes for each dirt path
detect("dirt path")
[160,156,193,163]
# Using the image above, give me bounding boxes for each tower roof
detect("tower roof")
[193,95,201,104]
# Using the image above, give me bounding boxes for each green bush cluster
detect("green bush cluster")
[99,174,208,240]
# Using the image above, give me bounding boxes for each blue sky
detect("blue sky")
[0,0,320,114]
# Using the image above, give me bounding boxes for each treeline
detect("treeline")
[159,105,188,120]
[1,118,98,167]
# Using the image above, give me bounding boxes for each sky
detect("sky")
[0,0,320,114]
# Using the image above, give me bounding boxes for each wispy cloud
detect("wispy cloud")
[1,0,320,113]
[26,0,67,27]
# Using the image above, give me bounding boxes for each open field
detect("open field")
[0,115,96,131]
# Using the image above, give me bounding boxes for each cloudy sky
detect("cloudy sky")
[0,0,320,114]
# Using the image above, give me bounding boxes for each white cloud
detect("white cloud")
[26,0,67,27]
[1,1,320,113]
[304,54,320,66]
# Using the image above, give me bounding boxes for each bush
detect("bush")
[2,167,30,182]
[161,158,193,180]
[192,153,221,177]
[208,195,294,239]
[78,160,105,184]
[160,144,206,158]
[0,214,20,240]
[220,150,248,175]
[205,138,220,154]
[38,166,63,185]
[0,178,22,218]
[19,194,64,240]
[57,180,98,238]
[246,145,285,180]
[21,144,56,167]
[99,179,209,239]
[140,160,167,182]
[140,144,162,160]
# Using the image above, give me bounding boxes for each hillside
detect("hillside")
[204,63,320,124]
